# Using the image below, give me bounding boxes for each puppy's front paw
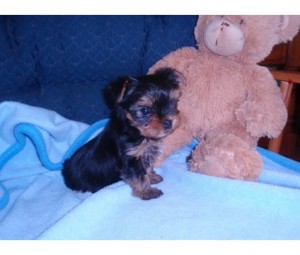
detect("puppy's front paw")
[140,187,163,200]
[127,177,163,200]
[149,173,163,184]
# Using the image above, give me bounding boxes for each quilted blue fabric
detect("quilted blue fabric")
[0,15,197,123]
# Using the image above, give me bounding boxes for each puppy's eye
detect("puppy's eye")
[139,107,152,117]
[240,19,244,25]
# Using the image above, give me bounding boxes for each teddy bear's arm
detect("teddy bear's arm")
[235,68,288,139]
[148,47,198,75]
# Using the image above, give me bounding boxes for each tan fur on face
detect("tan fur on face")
[136,93,181,139]
[139,117,165,138]
[138,114,180,139]
[125,91,180,140]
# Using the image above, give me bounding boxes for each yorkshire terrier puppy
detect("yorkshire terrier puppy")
[62,68,181,200]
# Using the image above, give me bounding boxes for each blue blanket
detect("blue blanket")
[1,101,300,240]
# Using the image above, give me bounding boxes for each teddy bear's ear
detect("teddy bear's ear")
[194,15,207,46]
[278,15,300,43]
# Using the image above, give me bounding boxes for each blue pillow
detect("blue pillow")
[0,15,198,124]
[141,15,197,73]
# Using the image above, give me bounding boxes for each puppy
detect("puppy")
[62,68,181,200]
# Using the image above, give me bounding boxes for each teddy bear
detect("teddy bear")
[148,15,300,181]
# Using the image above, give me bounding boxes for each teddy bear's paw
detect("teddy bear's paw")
[189,150,261,181]
[230,148,262,181]
[189,156,227,178]
[188,133,262,180]
[261,113,287,139]
[188,148,228,178]
[245,120,269,138]
[187,146,205,172]
[245,113,286,138]
[188,158,204,173]
[236,102,281,138]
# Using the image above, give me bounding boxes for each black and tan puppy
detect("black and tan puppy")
[62,68,181,200]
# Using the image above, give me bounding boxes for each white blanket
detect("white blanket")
[0,101,300,240]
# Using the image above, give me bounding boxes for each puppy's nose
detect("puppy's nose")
[163,120,172,130]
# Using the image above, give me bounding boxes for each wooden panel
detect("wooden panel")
[270,70,300,83]
[259,30,300,69]
[258,30,300,161]
[260,43,288,66]
[268,80,293,153]
[286,32,300,71]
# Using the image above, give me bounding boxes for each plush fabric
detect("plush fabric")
[0,102,300,240]
[0,15,197,123]
[1,15,300,240]
[148,15,300,180]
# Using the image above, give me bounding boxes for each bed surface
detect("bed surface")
[1,102,300,240]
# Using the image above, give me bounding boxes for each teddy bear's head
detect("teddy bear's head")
[194,15,300,64]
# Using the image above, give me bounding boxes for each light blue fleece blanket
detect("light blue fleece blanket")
[0,101,300,240]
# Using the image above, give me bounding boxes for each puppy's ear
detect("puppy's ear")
[103,77,133,108]
[150,67,185,89]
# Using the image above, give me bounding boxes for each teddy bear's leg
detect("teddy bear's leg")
[154,125,193,167]
[188,133,262,181]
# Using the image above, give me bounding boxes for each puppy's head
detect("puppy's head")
[106,68,182,139]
